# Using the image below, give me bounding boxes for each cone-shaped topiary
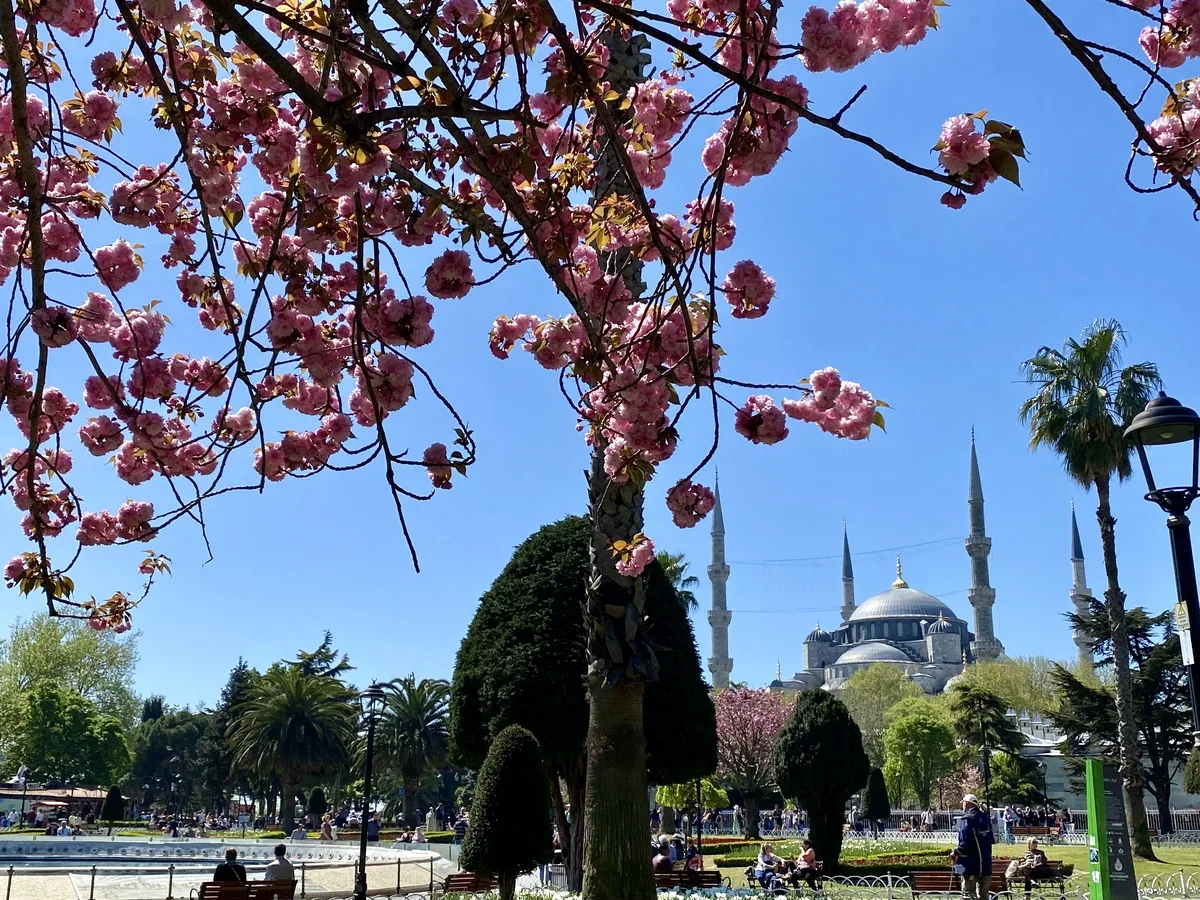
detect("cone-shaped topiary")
[101,785,124,835]
[863,767,891,824]
[460,725,554,900]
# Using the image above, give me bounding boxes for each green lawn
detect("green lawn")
[707,841,1200,889]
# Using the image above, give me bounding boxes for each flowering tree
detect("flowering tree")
[714,687,792,838]
[0,0,1196,892]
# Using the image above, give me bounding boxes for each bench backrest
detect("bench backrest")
[247,881,297,900]
[911,871,959,891]
[445,872,494,892]
[197,885,251,900]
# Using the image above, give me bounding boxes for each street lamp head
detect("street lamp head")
[359,683,387,717]
[1125,391,1200,514]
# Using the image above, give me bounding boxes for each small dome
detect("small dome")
[927,614,956,635]
[805,623,832,643]
[833,641,912,665]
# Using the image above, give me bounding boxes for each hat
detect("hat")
[963,794,979,806]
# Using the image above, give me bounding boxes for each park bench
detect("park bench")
[910,870,959,895]
[194,881,296,900]
[442,872,495,892]
[1010,826,1061,838]
[992,858,1065,893]
[654,869,727,889]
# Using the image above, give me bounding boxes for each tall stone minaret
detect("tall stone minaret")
[707,477,733,689]
[1069,502,1094,668]
[841,523,855,626]
[966,433,1004,660]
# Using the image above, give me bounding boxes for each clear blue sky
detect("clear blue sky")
[0,1,1194,707]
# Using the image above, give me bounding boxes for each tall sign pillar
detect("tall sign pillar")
[1085,759,1137,900]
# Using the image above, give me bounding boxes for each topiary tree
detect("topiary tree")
[307,786,328,821]
[774,692,869,871]
[449,515,716,889]
[101,785,124,835]
[460,726,554,900]
[862,768,890,836]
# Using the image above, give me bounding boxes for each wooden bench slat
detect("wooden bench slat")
[197,886,252,900]
[247,881,297,899]
[444,872,495,892]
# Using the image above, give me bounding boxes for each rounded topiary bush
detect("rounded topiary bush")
[460,725,553,900]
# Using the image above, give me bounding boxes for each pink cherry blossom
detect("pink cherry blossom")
[425,249,475,299]
[721,260,776,319]
[666,479,716,527]
[423,442,453,489]
[93,239,141,293]
[735,395,789,445]
[615,535,656,577]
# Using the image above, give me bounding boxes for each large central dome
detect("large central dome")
[848,584,959,624]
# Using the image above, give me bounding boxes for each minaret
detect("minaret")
[1069,502,1094,668]
[966,433,1003,660]
[840,523,855,626]
[707,476,733,689]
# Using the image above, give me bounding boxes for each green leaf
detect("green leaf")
[990,147,1021,187]
[984,120,1014,136]
[989,136,1026,160]
[873,410,887,433]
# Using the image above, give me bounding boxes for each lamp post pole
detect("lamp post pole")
[1125,391,1200,745]
[354,684,386,900]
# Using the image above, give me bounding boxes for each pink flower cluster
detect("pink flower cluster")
[61,91,120,142]
[801,0,936,73]
[735,395,789,445]
[781,367,877,439]
[423,442,453,489]
[1147,104,1200,176]
[1140,1,1200,68]
[615,535,656,577]
[77,500,155,545]
[425,250,475,299]
[722,260,775,319]
[666,479,716,528]
[701,75,808,186]
[935,115,998,205]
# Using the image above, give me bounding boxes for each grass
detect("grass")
[705,840,1200,888]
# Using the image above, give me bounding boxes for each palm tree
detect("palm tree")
[227,667,355,834]
[375,675,450,825]
[656,551,700,611]
[1019,318,1160,859]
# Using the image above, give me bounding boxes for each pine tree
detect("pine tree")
[460,726,554,900]
[862,768,891,833]
[101,785,124,835]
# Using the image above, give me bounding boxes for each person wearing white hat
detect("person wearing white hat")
[950,794,993,900]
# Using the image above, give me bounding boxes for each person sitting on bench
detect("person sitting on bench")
[789,839,820,891]
[213,848,247,883]
[1006,838,1053,898]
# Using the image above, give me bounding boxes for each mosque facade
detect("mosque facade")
[706,438,1095,695]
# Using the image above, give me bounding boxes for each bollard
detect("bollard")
[5,865,12,900]
[429,857,434,893]
[398,857,403,892]
[89,865,97,900]
[885,873,893,900]
[300,860,306,898]
[167,863,174,900]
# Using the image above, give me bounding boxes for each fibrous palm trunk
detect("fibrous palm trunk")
[403,775,419,825]
[1095,476,1155,859]
[582,446,654,900]
[279,775,297,835]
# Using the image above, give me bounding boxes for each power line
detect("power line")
[728,536,960,567]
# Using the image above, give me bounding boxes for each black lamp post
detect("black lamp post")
[1124,390,1200,743]
[354,683,387,900]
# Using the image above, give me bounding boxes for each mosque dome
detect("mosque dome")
[926,614,956,635]
[833,641,912,665]
[804,624,832,643]
[848,559,959,624]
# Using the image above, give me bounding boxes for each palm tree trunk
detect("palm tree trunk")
[279,775,297,835]
[403,776,419,826]
[1095,476,1155,859]
[581,444,654,900]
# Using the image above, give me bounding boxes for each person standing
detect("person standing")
[366,811,381,843]
[263,844,296,882]
[950,794,993,900]
[453,813,468,845]
[213,848,247,883]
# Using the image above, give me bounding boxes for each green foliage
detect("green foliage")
[988,751,1043,805]
[308,786,328,818]
[655,776,727,811]
[841,664,922,768]
[774,691,869,871]
[449,516,716,785]
[862,768,890,821]
[4,682,131,784]
[656,551,699,611]
[1051,602,1189,819]
[290,631,353,679]
[377,676,450,824]
[0,614,140,731]
[956,658,1065,718]
[101,785,124,824]
[948,682,1024,756]
[1185,747,1200,796]
[227,667,355,833]
[460,726,553,899]
[883,711,955,809]
[141,696,164,722]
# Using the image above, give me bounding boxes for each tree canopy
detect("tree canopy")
[841,664,922,768]
[714,687,792,839]
[882,709,954,809]
[774,691,869,870]
[3,682,131,784]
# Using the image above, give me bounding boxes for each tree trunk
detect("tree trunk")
[1095,476,1156,860]
[1152,787,1173,835]
[566,757,586,892]
[743,794,760,839]
[811,803,845,874]
[403,776,419,825]
[499,873,516,900]
[279,776,297,835]
[661,806,675,836]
